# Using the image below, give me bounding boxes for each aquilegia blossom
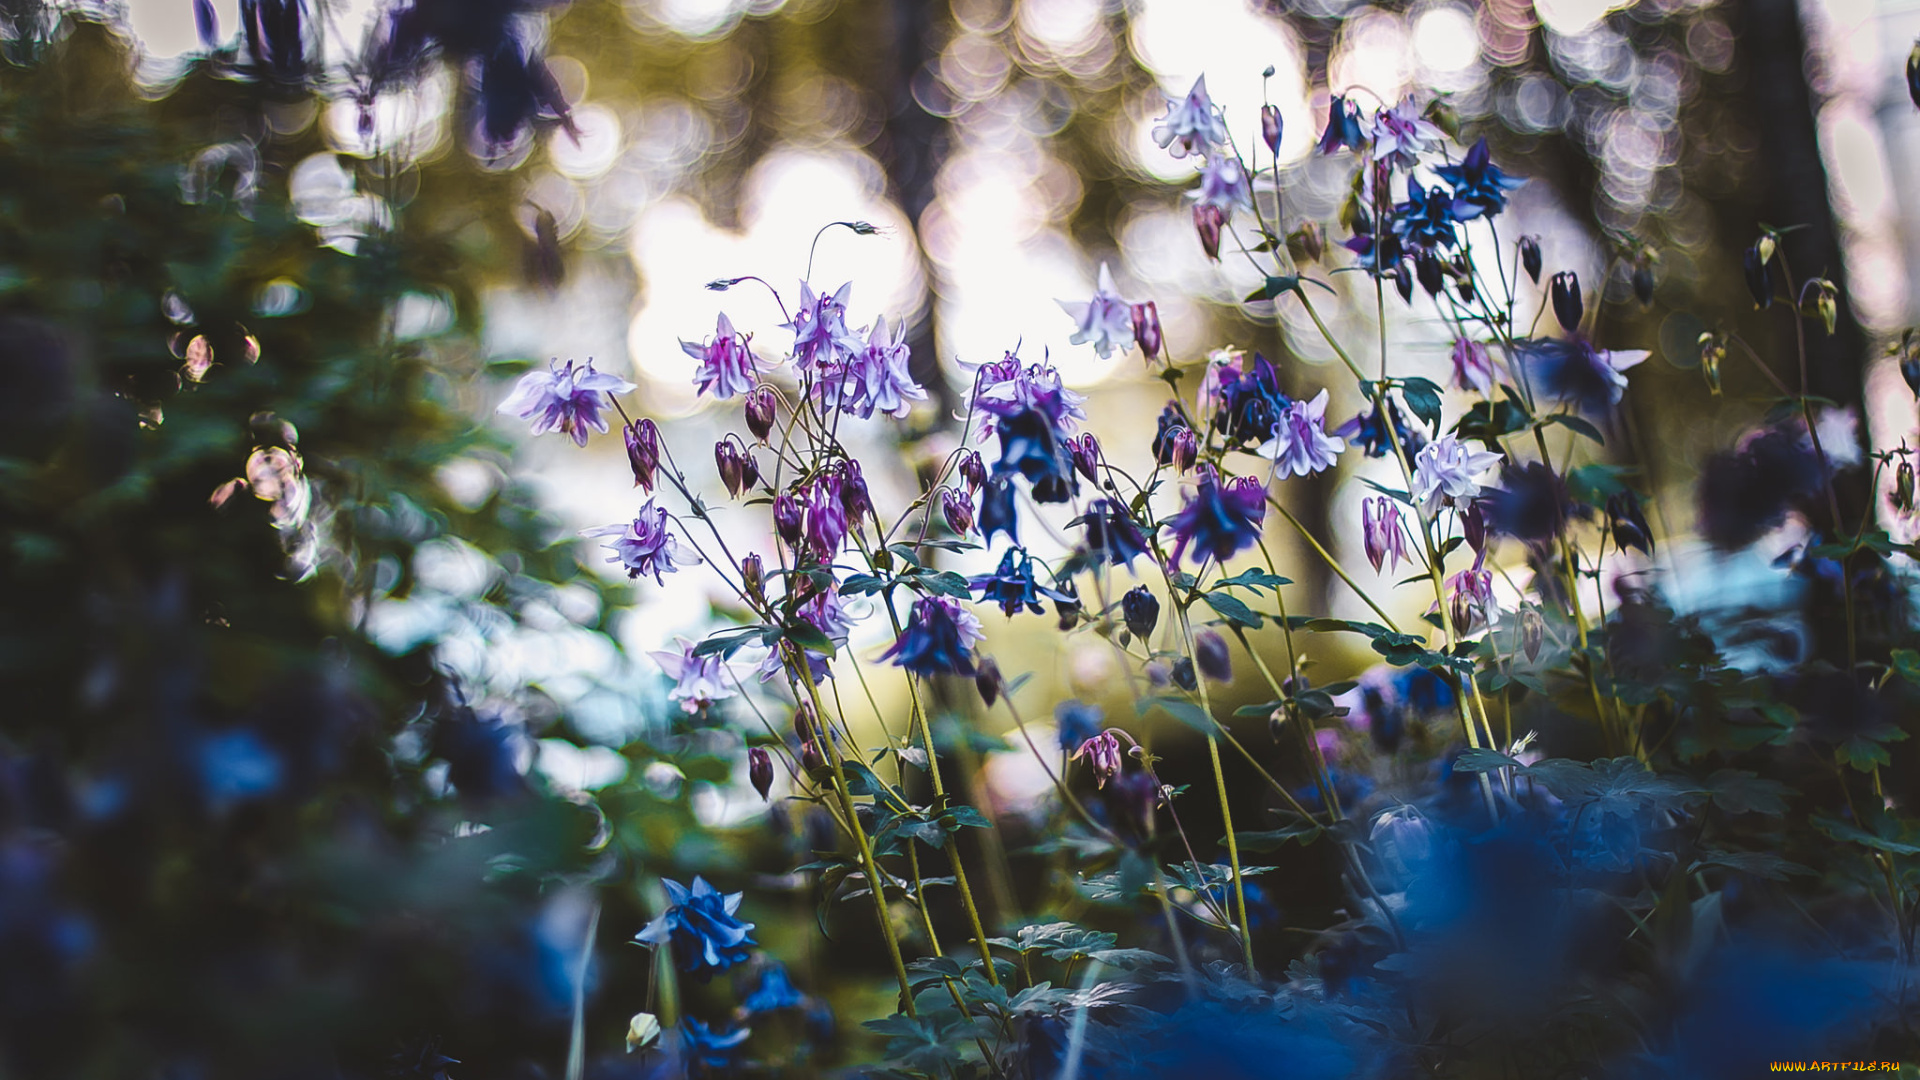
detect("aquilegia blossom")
[784,280,863,371]
[833,315,926,419]
[1058,263,1134,359]
[1513,337,1648,416]
[1317,94,1365,154]
[1079,499,1151,568]
[1257,388,1346,477]
[1450,338,1496,394]
[970,547,1066,617]
[634,876,756,978]
[497,358,635,446]
[649,637,737,714]
[1166,473,1268,566]
[993,406,1078,503]
[1433,137,1526,221]
[1190,155,1252,213]
[1152,74,1228,159]
[1370,95,1443,170]
[584,500,696,584]
[1392,180,1459,251]
[1411,434,1503,516]
[1362,496,1409,574]
[682,312,758,400]
[881,596,983,676]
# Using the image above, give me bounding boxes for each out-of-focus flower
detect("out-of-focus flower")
[784,280,863,371]
[497,359,634,446]
[624,418,659,490]
[1361,496,1408,574]
[1370,95,1443,169]
[1079,499,1151,568]
[975,656,1004,707]
[1058,264,1134,359]
[1698,425,1824,550]
[682,312,758,400]
[1450,338,1496,394]
[1514,337,1648,416]
[1411,434,1503,515]
[1434,137,1525,220]
[742,965,806,1012]
[584,501,697,584]
[624,1012,661,1053]
[1166,474,1268,566]
[1257,389,1345,477]
[979,477,1018,545]
[1074,731,1123,788]
[1482,461,1570,545]
[1261,104,1282,154]
[1190,155,1252,213]
[994,406,1077,503]
[1056,700,1104,749]
[1549,271,1583,332]
[635,877,756,978]
[1607,491,1655,554]
[748,747,773,801]
[1519,607,1545,660]
[1152,75,1228,159]
[1121,586,1160,640]
[650,638,737,714]
[241,0,311,84]
[1194,630,1232,682]
[881,596,983,676]
[1193,203,1225,261]
[194,0,219,47]
[1317,94,1365,154]
[831,315,925,420]
[1131,301,1163,360]
[682,1018,751,1068]
[473,39,577,151]
[1333,399,1423,459]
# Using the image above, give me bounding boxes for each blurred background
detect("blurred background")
[6,0,1920,1073]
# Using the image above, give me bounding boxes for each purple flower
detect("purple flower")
[979,478,1018,545]
[993,406,1078,504]
[1257,388,1346,477]
[783,280,863,372]
[1333,400,1421,459]
[1189,155,1252,213]
[971,353,1086,435]
[1392,180,1459,252]
[1151,75,1228,160]
[1194,630,1232,682]
[497,359,635,446]
[1411,434,1502,515]
[940,486,975,536]
[1317,94,1366,154]
[1361,496,1408,574]
[970,547,1067,617]
[682,312,759,400]
[1166,474,1267,567]
[649,637,737,714]
[1058,263,1134,359]
[1433,137,1526,221]
[832,315,926,419]
[880,596,983,677]
[1450,338,1496,394]
[1513,336,1649,416]
[624,418,660,490]
[1212,353,1290,446]
[584,500,696,584]
[805,475,849,559]
[1261,104,1282,153]
[1370,95,1442,170]
[1446,565,1496,635]
[1074,731,1123,788]
[1131,301,1163,359]
[1194,203,1225,261]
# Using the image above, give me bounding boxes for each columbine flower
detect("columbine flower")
[1361,496,1409,574]
[783,280,863,371]
[1067,431,1103,482]
[833,315,926,419]
[1194,629,1232,682]
[1446,565,1496,635]
[681,1019,751,1069]
[1212,353,1290,446]
[748,747,773,801]
[681,312,758,400]
[584,501,696,584]
[743,385,777,441]
[624,418,660,490]
[805,474,849,558]
[1151,74,1227,159]
[970,547,1066,617]
[1549,270,1583,332]
[993,406,1077,504]
[1257,388,1346,478]
[634,876,756,978]
[742,965,806,1013]
[979,477,1018,545]
[881,596,983,676]
[970,353,1087,436]
[1079,499,1151,568]
[1189,155,1252,213]
[497,359,634,446]
[650,637,736,714]
[1074,731,1123,788]
[1608,491,1654,555]
[1434,137,1526,221]
[1392,180,1459,251]
[940,486,975,536]
[1410,434,1502,515]
[1450,338,1496,394]
[1198,347,1244,415]
[1166,473,1268,566]
[1513,336,1648,416]
[1332,401,1419,459]
[1058,263,1133,359]
[1482,461,1569,546]
[1317,94,1365,154]
[1370,95,1443,169]
[1121,586,1159,639]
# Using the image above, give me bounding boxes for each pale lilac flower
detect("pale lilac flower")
[783,280,863,372]
[649,637,737,714]
[1370,95,1444,170]
[681,312,759,400]
[497,359,635,446]
[1362,496,1409,574]
[835,315,926,419]
[1256,389,1346,477]
[584,500,698,584]
[1151,75,1228,160]
[1057,263,1134,360]
[1073,731,1123,788]
[1411,434,1503,515]
[1189,155,1252,213]
[1449,338,1496,395]
[1446,565,1496,635]
[970,353,1087,436]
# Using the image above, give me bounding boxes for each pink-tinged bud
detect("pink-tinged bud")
[744,385,777,443]
[1170,427,1199,473]
[1261,103,1282,153]
[625,419,660,491]
[748,746,774,800]
[1447,567,1495,637]
[1131,301,1163,360]
[941,487,975,536]
[793,701,818,744]
[1074,731,1123,789]
[839,460,871,523]
[799,738,826,773]
[1195,630,1232,683]
[774,492,806,548]
[1520,607,1545,662]
[1194,203,1226,261]
[958,449,986,492]
[741,553,765,603]
[715,441,746,497]
[1068,432,1102,483]
[1462,499,1489,557]
[1362,496,1408,575]
[975,656,1003,708]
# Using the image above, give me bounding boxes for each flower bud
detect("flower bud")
[1519,607,1545,662]
[1606,491,1653,555]
[1518,235,1542,284]
[799,738,826,774]
[1067,432,1102,484]
[1805,278,1837,336]
[1632,261,1656,306]
[1194,203,1225,262]
[974,656,1003,708]
[1171,657,1197,690]
[793,701,817,745]
[839,460,871,523]
[741,553,765,604]
[1131,301,1163,360]
[774,492,805,548]
[1699,332,1726,396]
[744,385,777,442]
[1549,271,1582,332]
[1169,427,1199,473]
[739,449,760,492]
[1744,243,1774,309]
[1415,253,1445,297]
[715,441,745,497]
[958,449,986,492]
[940,486,974,536]
[1074,731,1123,789]
[1462,499,1489,557]
[1121,585,1160,641]
[1195,630,1232,683]
[625,418,660,491]
[748,746,774,801]
[1287,221,1325,265]
[1261,103,1282,153]
[1898,460,1916,515]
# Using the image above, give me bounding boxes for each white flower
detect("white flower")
[1152,75,1229,160]
[1410,434,1503,515]
[1057,263,1133,360]
[1257,389,1346,477]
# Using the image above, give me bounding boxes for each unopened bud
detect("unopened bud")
[940,487,975,536]
[1520,607,1545,662]
[1632,261,1656,306]
[625,418,660,491]
[1131,301,1163,360]
[793,701,818,745]
[839,460,871,522]
[1194,203,1225,262]
[1462,499,1489,557]
[741,553,765,603]
[1898,460,1916,514]
[1170,427,1198,473]
[958,449,986,492]
[799,738,825,773]
[1549,271,1582,333]
[1261,103,1282,153]
[774,492,805,548]
[1195,630,1232,683]
[974,656,1003,708]
[749,746,774,800]
[1518,235,1542,284]
[1122,585,1160,641]
[715,441,746,497]
[1698,332,1725,396]
[1066,432,1102,483]
[1171,657,1197,690]
[744,386,777,442]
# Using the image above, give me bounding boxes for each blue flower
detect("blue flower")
[681,1018,751,1070]
[1481,461,1570,545]
[474,39,576,150]
[1512,336,1648,416]
[1121,585,1160,639]
[1317,95,1366,154]
[741,965,806,1013]
[993,406,1077,504]
[979,477,1019,546]
[1698,425,1824,550]
[1212,353,1291,446]
[1166,474,1267,567]
[1332,399,1422,459]
[197,728,284,807]
[1391,180,1459,251]
[1077,499,1150,568]
[1055,700,1105,750]
[970,547,1067,617]
[497,359,635,446]
[1432,137,1525,221]
[635,877,757,978]
[880,596,983,677]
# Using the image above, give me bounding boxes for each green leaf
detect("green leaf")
[782,621,838,656]
[913,570,973,598]
[1398,377,1444,431]
[838,573,890,597]
[1202,591,1262,628]
[1889,648,1920,686]
[1212,568,1291,594]
[839,760,912,812]
[1811,813,1920,856]
[1229,820,1324,850]
[1243,275,1299,303]
[1139,696,1214,733]
[1703,769,1793,815]
[1543,413,1605,444]
[1453,747,1522,773]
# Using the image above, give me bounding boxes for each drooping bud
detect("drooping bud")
[740,450,760,492]
[1067,432,1102,483]
[1194,630,1232,683]
[1519,607,1545,662]
[1699,332,1726,396]
[744,385,777,442]
[974,656,1003,708]
[798,738,826,774]
[1171,657,1197,691]
[1415,253,1444,297]
[1897,459,1916,514]
[1510,237,1540,287]
[1131,301,1163,360]
[1744,243,1774,309]
[748,747,774,800]
[1287,221,1325,265]
[958,449,986,492]
[940,487,975,536]
[1462,499,1489,557]
[1632,261,1656,306]
[774,491,805,548]
[1549,271,1582,332]
[1121,585,1160,641]
[1054,580,1082,631]
[1362,496,1408,574]
[1194,203,1225,261]
[1074,731,1122,789]
[793,701,818,745]
[1805,278,1838,336]
[1261,103,1282,153]
[839,459,872,524]
[1170,427,1199,473]
[625,418,660,491]
[715,441,746,497]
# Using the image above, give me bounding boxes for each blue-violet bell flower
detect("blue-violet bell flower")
[1257,388,1346,477]
[583,500,697,584]
[635,876,756,978]
[1079,499,1151,568]
[970,547,1067,617]
[1166,473,1268,566]
[1317,94,1366,154]
[881,596,984,676]
[497,358,635,446]
[1392,180,1459,251]
[681,1018,751,1068]
[1058,263,1134,360]
[783,280,864,372]
[682,311,758,400]
[1450,338,1496,395]
[993,406,1078,503]
[1152,74,1228,159]
[1513,336,1648,416]
[833,315,926,419]
[649,637,737,714]
[1433,137,1526,221]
